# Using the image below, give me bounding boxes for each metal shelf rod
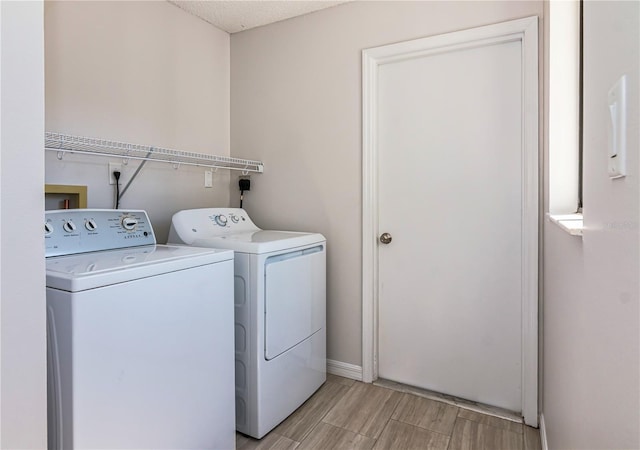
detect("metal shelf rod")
[45,132,264,174]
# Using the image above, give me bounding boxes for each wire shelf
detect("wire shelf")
[45,132,264,173]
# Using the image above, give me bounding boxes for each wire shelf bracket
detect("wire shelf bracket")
[45,132,264,173]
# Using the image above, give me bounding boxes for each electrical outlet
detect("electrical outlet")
[204,170,213,188]
[109,162,122,185]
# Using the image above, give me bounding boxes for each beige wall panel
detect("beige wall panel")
[45,1,231,242]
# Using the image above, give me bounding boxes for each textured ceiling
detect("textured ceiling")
[168,1,351,33]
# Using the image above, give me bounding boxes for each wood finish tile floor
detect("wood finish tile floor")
[236,375,542,450]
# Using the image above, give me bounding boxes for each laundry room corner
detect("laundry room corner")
[44,1,231,242]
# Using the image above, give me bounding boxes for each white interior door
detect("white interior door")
[362,18,539,421]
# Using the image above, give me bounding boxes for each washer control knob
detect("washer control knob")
[85,219,98,231]
[62,221,76,233]
[215,215,228,226]
[229,214,239,224]
[44,222,54,236]
[121,216,138,231]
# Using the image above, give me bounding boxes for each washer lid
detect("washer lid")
[192,230,325,254]
[46,244,233,292]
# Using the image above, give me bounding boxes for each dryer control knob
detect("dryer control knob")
[62,221,76,233]
[215,215,228,226]
[121,216,138,231]
[229,214,239,224]
[44,222,54,236]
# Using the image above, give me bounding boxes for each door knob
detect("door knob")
[379,233,392,244]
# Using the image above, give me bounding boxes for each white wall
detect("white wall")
[45,1,230,242]
[0,1,47,448]
[230,1,543,367]
[543,1,639,448]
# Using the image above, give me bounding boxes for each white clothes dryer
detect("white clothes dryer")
[168,208,326,439]
[46,209,235,450]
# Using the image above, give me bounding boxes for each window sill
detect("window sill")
[547,213,584,237]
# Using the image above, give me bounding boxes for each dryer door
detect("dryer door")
[264,246,325,360]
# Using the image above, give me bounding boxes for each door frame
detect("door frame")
[361,16,539,426]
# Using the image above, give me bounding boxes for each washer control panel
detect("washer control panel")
[45,209,156,257]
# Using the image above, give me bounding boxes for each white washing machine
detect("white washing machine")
[168,208,326,439]
[45,209,235,450]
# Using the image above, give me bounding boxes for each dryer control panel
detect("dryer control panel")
[207,209,255,230]
[45,209,156,257]
[168,208,260,245]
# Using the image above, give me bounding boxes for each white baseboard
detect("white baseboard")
[327,359,363,381]
[539,413,549,450]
